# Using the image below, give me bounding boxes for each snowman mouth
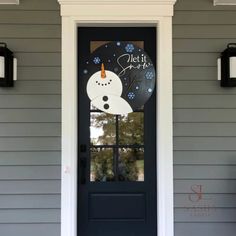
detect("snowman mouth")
[95,79,112,86]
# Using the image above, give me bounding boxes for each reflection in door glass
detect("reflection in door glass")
[118,148,144,181]
[90,112,116,145]
[119,112,144,145]
[90,148,114,182]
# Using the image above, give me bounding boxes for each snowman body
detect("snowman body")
[86,69,132,115]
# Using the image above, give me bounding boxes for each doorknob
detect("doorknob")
[80,157,87,184]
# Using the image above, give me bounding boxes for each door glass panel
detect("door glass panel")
[119,112,144,145]
[90,41,144,53]
[90,147,115,182]
[90,112,116,145]
[89,40,146,182]
[118,148,144,182]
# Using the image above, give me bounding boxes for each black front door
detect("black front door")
[78,27,157,236]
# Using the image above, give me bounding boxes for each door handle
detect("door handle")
[80,157,87,184]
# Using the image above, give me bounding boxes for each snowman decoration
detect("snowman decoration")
[83,42,156,115]
[87,63,132,115]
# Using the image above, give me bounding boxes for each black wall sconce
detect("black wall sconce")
[0,42,17,87]
[218,43,236,87]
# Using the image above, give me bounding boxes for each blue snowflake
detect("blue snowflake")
[145,71,154,80]
[93,57,101,64]
[125,44,135,53]
[128,92,135,100]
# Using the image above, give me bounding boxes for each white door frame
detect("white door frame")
[57,1,177,236]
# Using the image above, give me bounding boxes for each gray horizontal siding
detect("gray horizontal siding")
[174,179,236,193]
[0,25,61,38]
[174,53,218,66]
[175,194,236,207]
[0,137,60,151]
[175,208,236,222]
[0,195,60,208]
[174,151,236,165]
[174,39,236,53]
[0,224,60,236]
[174,11,236,25]
[175,0,236,10]
[0,0,59,10]
[0,11,60,25]
[1,39,61,52]
[0,95,60,108]
[0,109,60,122]
[0,0,61,234]
[174,137,236,150]
[174,109,236,122]
[174,95,236,108]
[15,53,61,66]
[0,123,60,137]
[175,223,236,236]
[174,165,236,179]
[0,152,60,165]
[174,123,236,136]
[174,0,236,235]
[174,81,236,94]
[174,67,217,81]
[174,25,236,39]
[18,67,61,81]
[0,81,61,94]
[0,166,60,179]
[0,209,60,223]
[0,180,60,194]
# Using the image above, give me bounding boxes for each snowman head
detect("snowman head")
[86,63,123,101]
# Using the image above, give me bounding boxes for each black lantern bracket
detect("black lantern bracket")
[0,42,17,87]
[218,43,236,87]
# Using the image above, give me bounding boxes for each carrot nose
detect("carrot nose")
[101,63,106,79]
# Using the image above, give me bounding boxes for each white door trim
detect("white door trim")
[57,1,177,236]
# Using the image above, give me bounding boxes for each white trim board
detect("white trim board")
[57,1,176,236]
[214,0,236,5]
[0,0,19,4]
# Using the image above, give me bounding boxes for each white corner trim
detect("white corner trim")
[214,0,236,5]
[58,1,176,236]
[0,0,19,4]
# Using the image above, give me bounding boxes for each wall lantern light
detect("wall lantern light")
[217,43,236,87]
[0,43,17,87]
